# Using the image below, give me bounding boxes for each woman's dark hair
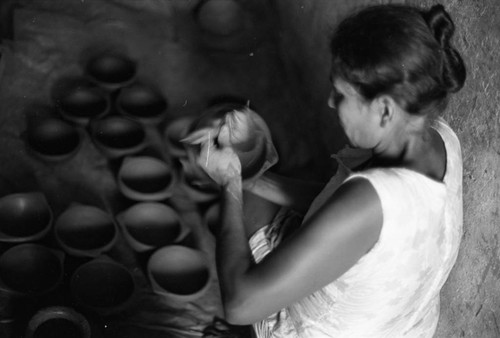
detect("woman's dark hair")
[330,4,466,117]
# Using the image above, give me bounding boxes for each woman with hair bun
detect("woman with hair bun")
[191,4,466,337]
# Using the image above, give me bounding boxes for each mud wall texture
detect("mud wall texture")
[273,0,500,337]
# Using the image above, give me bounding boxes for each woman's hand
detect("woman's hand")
[197,125,242,186]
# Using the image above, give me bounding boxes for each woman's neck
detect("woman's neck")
[370,117,445,181]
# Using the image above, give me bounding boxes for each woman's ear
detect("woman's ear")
[375,95,396,127]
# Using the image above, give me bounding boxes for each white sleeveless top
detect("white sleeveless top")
[250,118,463,338]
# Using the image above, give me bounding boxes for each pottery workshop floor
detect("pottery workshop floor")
[0,1,333,337]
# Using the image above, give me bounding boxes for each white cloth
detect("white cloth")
[249,118,463,338]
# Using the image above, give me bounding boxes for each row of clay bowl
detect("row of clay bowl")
[0,192,213,336]
[7,51,220,337]
[24,50,167,162]
[23,49,223,204]
[6,2,262,336]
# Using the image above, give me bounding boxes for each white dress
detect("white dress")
[249,118,463,338]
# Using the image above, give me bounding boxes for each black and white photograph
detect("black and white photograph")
[0,0,498,337]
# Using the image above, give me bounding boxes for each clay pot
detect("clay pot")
[147,245,211,302]
[53,80,111,126]
[195,0,244,36]
[25,306,91,338]
[54,204,117,258]
[190,102,278,180]
[0,192,52,243]
[116,202,186,252]
[117,156,176,201]
[85,52,136,91]
[70,256,135,315]
[164,116,196,158]
[116,82,168,124]
[89,116,146,158]
[25,117,82,161]
[0,244,64,295]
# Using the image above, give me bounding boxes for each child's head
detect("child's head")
[329,4,466,119]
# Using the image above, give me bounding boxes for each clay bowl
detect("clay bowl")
[53,80,111,126]
[25,306,91,338]
[85,52,137,91]
[89,116,147,158]
[116,202,185,252]
[25,117,82,162]
[0,243,64,295]
[116,82,168,125]
[54,204,117,258]
[164,116,196,158]
[0,192,52,243]
[237,133,269,179]
[147,245,211,302]
[70,257,135,315]
[117,156,176,201]
[189,102,272,180]
[195,0,244,36]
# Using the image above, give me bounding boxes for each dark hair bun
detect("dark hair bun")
[423,4,466,93]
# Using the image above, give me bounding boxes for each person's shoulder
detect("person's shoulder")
[347,167,406,185]
[327,174,382,215]
[346,167,430,204]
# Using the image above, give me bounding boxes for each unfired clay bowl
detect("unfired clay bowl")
[116,82,168,124]
[89,116,146,158]
[117,156,176,201]
[189,102,274,180]
[0,243,64,295]
[116,202,185,252]
[53,80,110,126]
[54,204,117,258]
[25,306,91,338]
[147,245,211,302]
[0,192,52,243]
[195,0,244,36]
[25,117,82,161]
[85,52,137,91]
[70,256,135,315]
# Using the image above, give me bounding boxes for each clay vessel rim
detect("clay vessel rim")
[116,203,186,252]
[115,83,168,124]
[56,85,111,126]
[25,306,91,338]
[0,243,64,295]
[85,53,137,89]
[147,245,211,301]
[25,122,84,162]
[54,205,118,257]
[0,192,53,242]
[70,258,136,313]
[118,157,177,202]
[89,116,147,158]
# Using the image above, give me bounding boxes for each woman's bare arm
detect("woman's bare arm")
[218,176,383,325]
[244,171,327,214]
[193,137,382,326]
